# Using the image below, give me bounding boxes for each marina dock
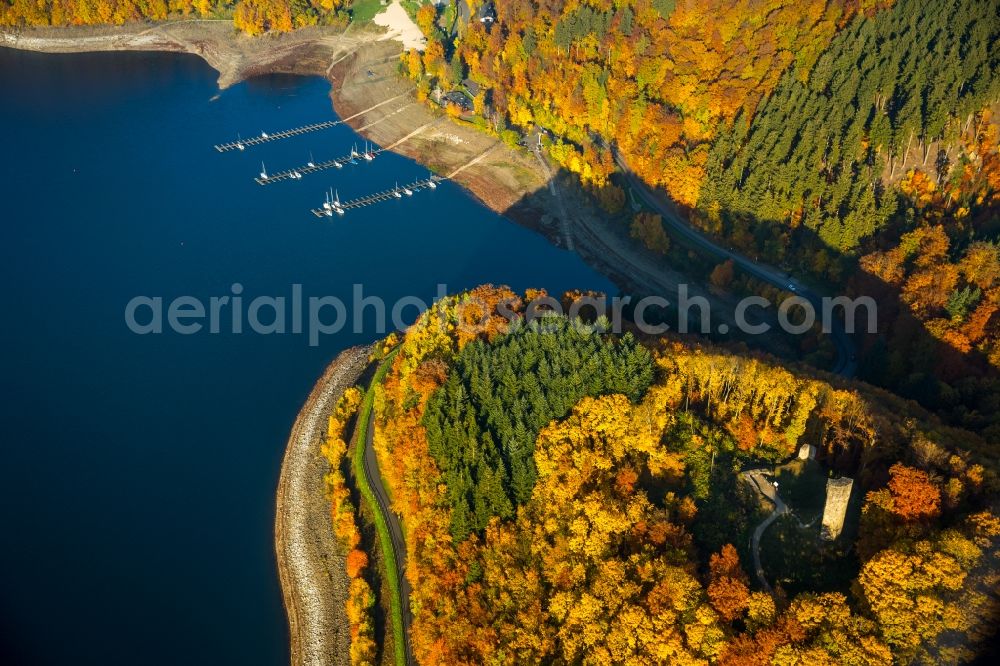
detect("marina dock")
[214,121,341,152]
[214,91,415,153]
[255,149,386,185]
[310,176,444,217]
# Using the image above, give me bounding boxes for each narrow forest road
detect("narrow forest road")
[743,470,789,595]
[361,408,414,666]
[352,353,414,666]
[614,152,858,378]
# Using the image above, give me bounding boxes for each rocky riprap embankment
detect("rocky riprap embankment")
[275,345,373,666]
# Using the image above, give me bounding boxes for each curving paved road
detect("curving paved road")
[614,152,858,378]
[743,470,788,595]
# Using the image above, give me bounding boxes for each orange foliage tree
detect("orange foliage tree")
[707,544,751,621]
[886,463,942,521]
[320,388,376,666]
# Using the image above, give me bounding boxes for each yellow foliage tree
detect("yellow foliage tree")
[630,212,671,254]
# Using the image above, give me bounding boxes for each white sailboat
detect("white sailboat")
[427,174,437,189]
[393,182,403,199]
[307,152,315,168]
[261,131,269,139]
[333,189,345,215]
[260,162,268,180]
[403,184,413,196]
[236,133,245,151]
[351,143,360,158]
[363,142,375,162]
[333,159,343,169]
[323,190,332,211]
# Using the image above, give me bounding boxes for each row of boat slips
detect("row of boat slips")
[257,142,381,185]
[214,122,341,152]
[216,122,444,218]
[310,176,443,217]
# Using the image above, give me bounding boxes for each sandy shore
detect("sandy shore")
[274,344,373,666]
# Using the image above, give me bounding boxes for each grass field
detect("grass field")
[351,0,388,23]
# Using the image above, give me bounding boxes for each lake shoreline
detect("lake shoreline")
[0,20,562,241]
[1,22,659,298]
[0,38,633,666]
[0,20,377,88]
[274,343,373,666]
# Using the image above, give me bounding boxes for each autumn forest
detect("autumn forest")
[395,0,1000,444]
[364,287,1000,664]
[368,1,997,660]
[0,0,349,35]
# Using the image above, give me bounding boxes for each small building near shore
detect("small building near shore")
[478,1,496,24]
[443,90,474,111]
[463,78,481,97]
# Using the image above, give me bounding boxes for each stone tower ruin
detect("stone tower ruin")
[821,477,854,541]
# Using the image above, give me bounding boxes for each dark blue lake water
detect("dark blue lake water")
[0,48,614,665]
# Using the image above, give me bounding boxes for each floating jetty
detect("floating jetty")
[311,176,444,217]
[214,121,341,152]
[255,148,386,185]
